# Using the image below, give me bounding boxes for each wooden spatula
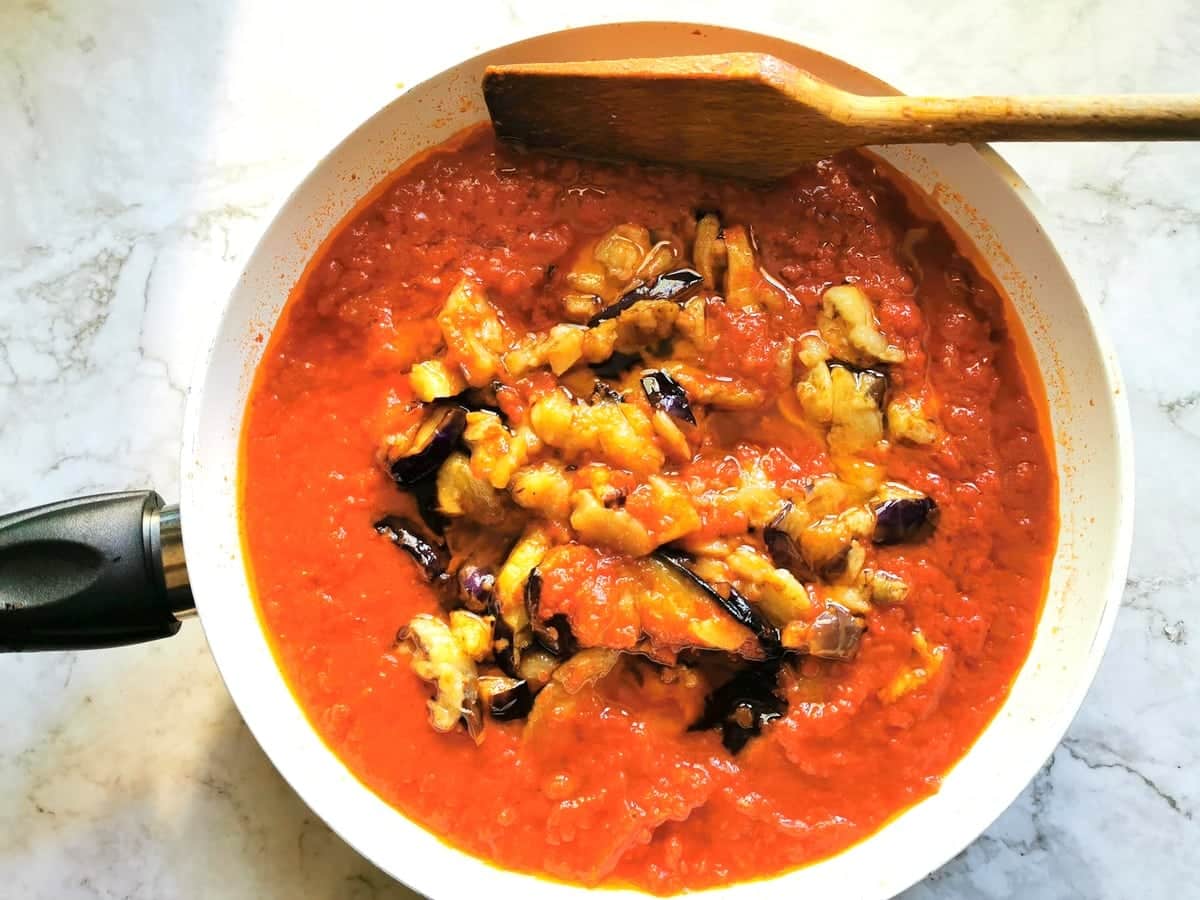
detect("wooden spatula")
[483,52,1200,179]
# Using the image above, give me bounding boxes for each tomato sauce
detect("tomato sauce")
[241,126,1056,893]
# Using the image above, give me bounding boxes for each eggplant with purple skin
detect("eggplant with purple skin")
[524,568,577,657]
[409,477,449,535]
[590,380,625,404]
[825,361,888,454]
[586,268,705,326]
[803,602,865,661]
[477,675,534,720]
[654,548,782,657]
[872,483,939,544]
[388,404,468,486]
[762,502,813,580]
[590,349,642,379]
[690,661,786,753]
[640,371,697,425]
[485,591,520,677]
[456,564,495,613]
[374,516,450,586]
[829,360,888,405]
[454,381,506,420]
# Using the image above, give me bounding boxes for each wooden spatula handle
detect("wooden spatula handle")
[851,94,1200,143]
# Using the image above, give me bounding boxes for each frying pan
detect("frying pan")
[0,21,1133,900]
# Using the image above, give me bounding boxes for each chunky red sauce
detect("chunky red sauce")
[241,126,1056,893]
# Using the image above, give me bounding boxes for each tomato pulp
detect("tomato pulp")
[241,127,1056,893]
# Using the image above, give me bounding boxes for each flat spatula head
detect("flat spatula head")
[482,52,859,180]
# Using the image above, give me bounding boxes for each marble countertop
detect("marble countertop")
[1,0,1195,897]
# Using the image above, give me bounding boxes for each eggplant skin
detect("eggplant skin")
[524,568,577,658]
[873,495,939,544]
[479,676,534,720]
[456,382,506,419]
[586,268,704,326]
[485,591,520,678]
[805,603,866,661]
[828,360,888,406]
[489,682,533,720]
[457,565,496,612]
[640,371,697,425]
[410,477,449,535]
[762,502,812,580]
[590,349,642,379]
[762,523,800,572]
[531,612,576,658]
[388,404,468,487]
[374,516,450,585]
[654,548,782,658]
[590,380,625,404]
[690,662,786,754]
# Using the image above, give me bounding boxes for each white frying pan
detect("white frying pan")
[0,21,1132,900]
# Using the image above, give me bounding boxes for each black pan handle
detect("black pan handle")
[0,490,193,651]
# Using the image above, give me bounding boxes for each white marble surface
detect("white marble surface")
[0,0,1196,896]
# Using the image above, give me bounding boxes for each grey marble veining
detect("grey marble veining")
[0,1,1196,897]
